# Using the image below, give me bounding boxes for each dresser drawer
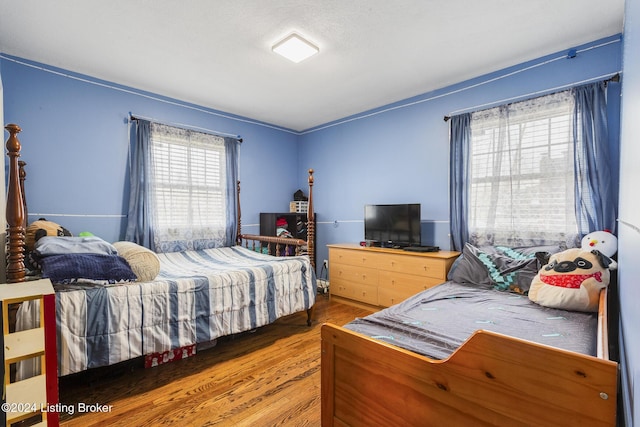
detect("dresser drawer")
[378,286,423,307]
[378,270,443,307]
[378,270,443,292]
[379,253,447,280]
[330,279,379,306]
[330,262,378,286]
[329,248,383,269]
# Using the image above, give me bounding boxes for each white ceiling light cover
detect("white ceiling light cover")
[272,33,319,63]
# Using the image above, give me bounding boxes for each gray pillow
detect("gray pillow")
[448,243,563,294]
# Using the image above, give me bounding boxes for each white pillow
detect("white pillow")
[112,241,161,282]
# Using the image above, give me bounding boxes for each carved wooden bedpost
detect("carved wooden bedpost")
[307,169,315,269]
[5,124,26,283]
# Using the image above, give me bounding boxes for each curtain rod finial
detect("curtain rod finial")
[443,116,451,122]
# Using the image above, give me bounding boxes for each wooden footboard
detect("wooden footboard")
[238,234,307,256]
[321,287,619,427]
[236,169,315,268]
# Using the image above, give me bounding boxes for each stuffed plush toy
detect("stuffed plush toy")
[581,229,618,257]
[528,247,616,312]
[25,218,72,251]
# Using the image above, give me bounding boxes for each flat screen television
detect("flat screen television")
[364,203,421,247]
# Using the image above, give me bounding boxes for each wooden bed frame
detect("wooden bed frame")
[321,266,619,424]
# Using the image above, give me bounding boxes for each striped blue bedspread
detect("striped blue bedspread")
[23,246,316,376]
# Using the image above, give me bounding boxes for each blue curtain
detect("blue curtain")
[125,119,153,247]
[224,136,240,245]
[449,113,471,251]
[573,82,617,235]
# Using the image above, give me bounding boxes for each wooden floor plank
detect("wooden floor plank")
[58,294,372,426]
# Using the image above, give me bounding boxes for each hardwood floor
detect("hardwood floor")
[57,294,372,426]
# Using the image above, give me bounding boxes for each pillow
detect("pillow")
[112,241,161,282]
[448,243,563,294]
[34,236,118,256]
[447,243,493,287]
[528,248,615,312]
[39,253,137,285]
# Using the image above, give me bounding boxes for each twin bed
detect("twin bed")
[321,244,620,426]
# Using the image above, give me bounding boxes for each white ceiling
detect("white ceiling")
[0,0,625,132]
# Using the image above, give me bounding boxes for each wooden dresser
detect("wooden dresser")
[327,243,460,309]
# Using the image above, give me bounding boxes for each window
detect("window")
[468,90,578,246]
[149,123,228,251]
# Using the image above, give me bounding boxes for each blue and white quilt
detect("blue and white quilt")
[20,246,316,376]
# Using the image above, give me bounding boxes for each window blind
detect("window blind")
[468,90,578,246]
[149,123,227,249]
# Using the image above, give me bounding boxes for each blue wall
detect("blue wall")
[618,0,640,424]
[0,56,301,242]
[299,35,622,268]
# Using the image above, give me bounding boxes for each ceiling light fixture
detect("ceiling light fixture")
[272,33,319,63]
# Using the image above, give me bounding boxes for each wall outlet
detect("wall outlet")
[323,259,329,268]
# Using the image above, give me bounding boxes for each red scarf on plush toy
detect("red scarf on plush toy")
[540,271,603,289]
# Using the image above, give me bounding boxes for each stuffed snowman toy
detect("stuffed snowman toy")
[581,229,618,258]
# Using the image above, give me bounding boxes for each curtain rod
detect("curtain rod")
[443,72,621,122]
[129,113,243,142]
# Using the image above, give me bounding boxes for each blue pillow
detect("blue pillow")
[39,253,137,285]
